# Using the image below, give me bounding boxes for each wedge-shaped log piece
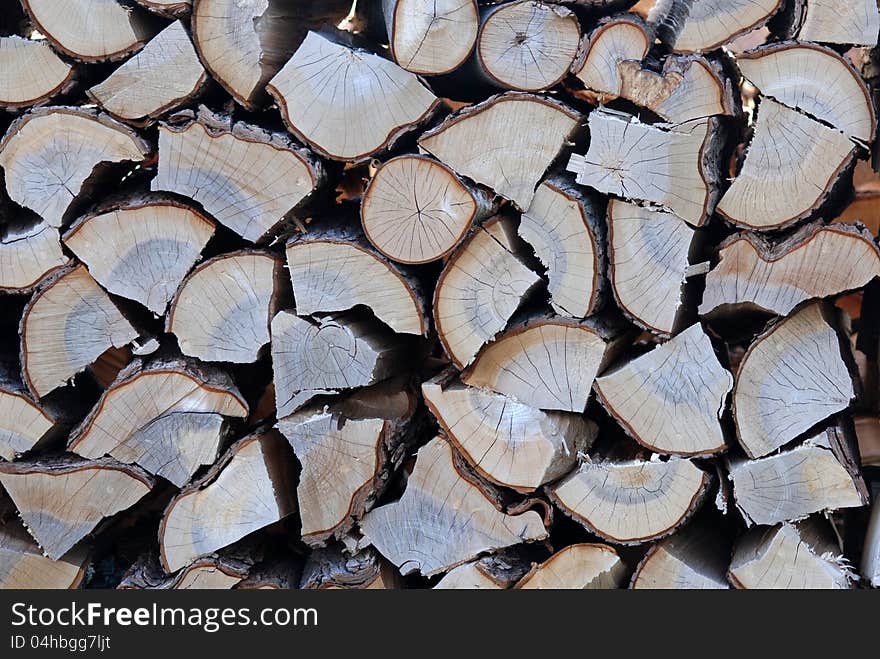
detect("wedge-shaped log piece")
[0,515,89,589]
[384,0,479,75]
[278,383,417,546]
[87,21,207,124]
[423,375,597,492]
[728,521,854,589]
[159,428,296,572]
[461,317,619,412]
[135,0,191,17]
[22,0,154,62]
[730,428,867,526]
[360,437,547,576]
[717,99,855,230]
[567,110,719,227]
[608,200,696,335]
[152,107,323,242]
[0,108,150,228]
[434,552,529,589]
[419,93,581,210]
[630,526,729,589]
[789,0,880,46]
[733,303,855,458]
[476,1,580,91]
[518,178,605,318]
[0,223,68,293]
[596,324,733,457]
[647,0,782,53]
[64,197,215,315]
[271,311,408,417]
[300,546,403,590]
[68,356,248,487]
[0,457,153,560]
[268,31,438,162]
[549,457,710,544]
[21,266,139,398]
[700,223,880,318]
[167,251,282,364]
[0,366,61,461]
[434,217,541,368]
[737,43,875,144]
[516,544,625,589]
[0,36,75,110]
[575,17,650,101]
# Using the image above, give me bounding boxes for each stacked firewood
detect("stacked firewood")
[1,0,880,590]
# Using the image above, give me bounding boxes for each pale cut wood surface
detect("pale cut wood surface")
[0,223,68,293]
[0,368,57,461]
[433,561,504,589]
[630,526,729,589]
[135,0,191,16]
[516,544,625,589]
[0,36,75,110]
[797,0,880,46]
[575,17,650,99]
[648,0,782,53]
[0,518,88,589]
[863,498,880,588]
[433,553,528,589]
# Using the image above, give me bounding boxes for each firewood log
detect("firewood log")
[237,559,302,590]
[300,546,404,590]
[574,16,650,103]
[21,265,139,398]
[700,223,880,318]
[630,526,730,589]
[360,436,548,576]
[383,0,479,75]
[733,303,856,459]
[0,456,153,560]
[595,324,734,457]
[862,498,880,588]
[434,216,541,368]
[0,36,75,110]
[86,21,208,125]
[134,0,191,18]
[0,108,151,228]
[0,514,89,589]
[548,456,711,544]
[0,223,68,293]
[0,363,66,461]
[360,154,496,265]
[422,372,597,492]
[119,546,264,589]
[159,428,296,572]
[267,31,439,162]
[434,551,530,589]
[166,251,284,364]
[151,106,324,243]
[63,196,215,315]
[67,355,248,487]
[515,544,626,589]
[778,0,880,46]
[418,92,582,210]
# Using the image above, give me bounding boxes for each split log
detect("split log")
[267,31,439,162]
[728,521,854,589]
[475,1,580,92]
[434,216,541,368]
[548,456,711,544]
[647,0,782,53]
[0,223,68,293]
[515,544,626,589]
[461,316,623,412]
[300,546,404,590]
[716,98,856,231]
[422,373,597,492]
[152,106,323,243]
[271,310,409,417]
[237,559,302,590]
[862,498,880,588]
[134,0,191,18]
[119,551,252,589]
[595,323,733,457]
[278,382,417,546]
[737,43,875,145]
[21,0,155,62]
[434,552,530,589]
[0,456,153,560]
[780,0,880,47]
[0,36,75,110]
[418,92,582,210]
[159,428,296,572]
[63,196,215,315]
[630,526,730,589]
[21,265,139,399]
[360,154,495,264]
[699,223,880,318]
[733,303,855,458]
[0,364,63,461]
[0,108,151,228]
[86,21,208,125]
[517,178,606,318]
[0,516,89,589]
[567,110,721,227]
[360,436,548,576]
[68,355,248,487]
[574,17,650,102]
[383,0,479,75]
[166,251,283,364]
[730,427,867,526]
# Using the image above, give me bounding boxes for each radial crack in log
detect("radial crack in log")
[733,303,855,458]
[0,514,89,589]
[0,364,62,461]
[782,0,880,47]
[630,526,730,589]
[0,108,151,228]
[515,543,626,589]
[419,92,582,210]
[434,551,530,589]
[300,546,404,589]
[360,436,547,576]
[0,222,68,293]
[0,36,76,110]
[267,31,439,162]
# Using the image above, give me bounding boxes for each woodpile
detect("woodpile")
[1,0,879,591]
